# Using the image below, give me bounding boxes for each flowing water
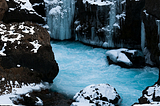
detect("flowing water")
[50,41,159,106]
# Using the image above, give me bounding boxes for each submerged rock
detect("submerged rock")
[71,84,121,106]
[106,48,145,68]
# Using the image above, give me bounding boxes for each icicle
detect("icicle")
[156,20,160,61]
[107,0,116,47]
[141,21,145,51]
[45,0,75,40]
[91,27,95,40]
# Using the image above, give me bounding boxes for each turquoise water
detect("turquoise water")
[50,41,159,106]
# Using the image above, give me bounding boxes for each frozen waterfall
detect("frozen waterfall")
[156,20,160,61]
[141,21,145,51]
[45,0,75,40]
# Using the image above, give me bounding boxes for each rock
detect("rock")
[0,0,8,21]
[74,0,126,48]
[11,89,73,106]
[2,0,45,24]
[121,0,145,47]
[72,84,121,106]
[132,83,160,105]
[0,21,59,96]
[141,2,160,67]
[106,48,145,68]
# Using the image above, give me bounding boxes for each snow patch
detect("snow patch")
[35,97,43,105]
[30,40,41,53]
[0,43,6,56]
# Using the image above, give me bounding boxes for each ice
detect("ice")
[45,0,75,40]
[51,41,159,106]
[141,21,145,50]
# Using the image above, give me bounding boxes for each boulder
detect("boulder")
[2,0,45,24]
[71,84,121,106]
[106,48,145,68]
[0,21,59,97]
[0,0,8,21]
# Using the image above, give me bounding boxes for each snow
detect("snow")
[73,84,121,106]
[49,6,62,15]
[0,82,49,105]
[71,102,96,106]
[143,10,149,16]
[113,23,120,29]
[35,97,43,105]
[29,40,42,53]
[17,64,21,67]
[141,84,160,103]
[106,48,133,66]
[0,23,41,55]
[1,78,5,81]
[83,0,114,6]
[0,43,6,56]
[19,23,35,35]
[1,32,24,43]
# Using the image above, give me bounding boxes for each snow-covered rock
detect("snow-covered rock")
[72,84,121,106]
[3,0,45,24]
[106,48,145,68]
[138,84,160,104]
[0,21,59,105]
[0,21,58,87]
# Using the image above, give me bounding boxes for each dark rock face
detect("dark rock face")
[121,0,145,47]
[2,0,45,24]
[141,1,160,67]
[0,0,8,21]
[0,21,59,95]
[74,0,126,48]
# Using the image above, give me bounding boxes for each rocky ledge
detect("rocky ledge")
[106,48,145,68]
[0,21,59,105]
